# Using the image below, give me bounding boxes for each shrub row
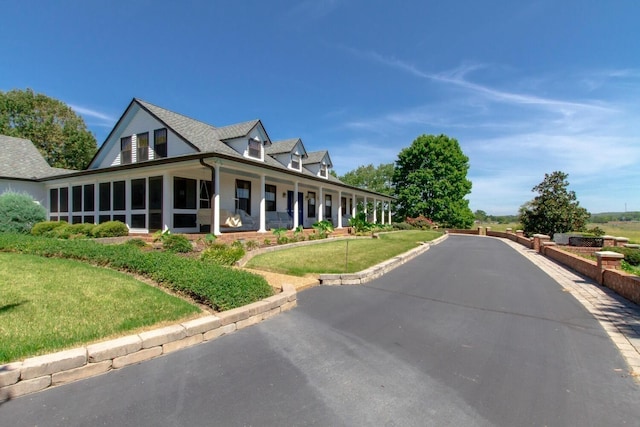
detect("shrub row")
[201,241,246,266]
[0,234,273,311]
[31,220,129,238]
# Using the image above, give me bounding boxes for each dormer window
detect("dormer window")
[291,153,301,170]
[320,163,328,178]
[248,137,261,159]
[121,136,132,164]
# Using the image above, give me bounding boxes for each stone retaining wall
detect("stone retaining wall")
[0,284,297,401]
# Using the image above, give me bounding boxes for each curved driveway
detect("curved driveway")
[1,235,639,426]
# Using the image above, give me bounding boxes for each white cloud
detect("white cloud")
[69,104,116,127]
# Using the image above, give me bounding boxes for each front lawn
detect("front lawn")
[0,252,201,363]
[246,230,442,276]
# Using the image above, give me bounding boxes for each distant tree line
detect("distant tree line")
[590,212,640,223]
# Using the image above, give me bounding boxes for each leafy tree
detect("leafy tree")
[474,209,488,222]
[340,163,395,196]
[518,171,590,237]
[393,134,473,228]
[0,88,97,169]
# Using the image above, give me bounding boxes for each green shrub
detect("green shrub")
[31,220,67,236]
[312,220,334,238]
[163,234,193,253]
[66,223,96,238]
[0,233,272,311]
[349,212,373,233]
[603,246,640,266]
[0,192,47,234]
[201,242,246,266]
[245,240,259,251]
[93,221,129,238]
[125,238,148,248]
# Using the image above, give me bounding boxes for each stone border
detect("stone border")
[0,284,297,401]
[319,234,448,285]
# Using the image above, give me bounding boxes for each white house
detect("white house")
[0,98,394,235]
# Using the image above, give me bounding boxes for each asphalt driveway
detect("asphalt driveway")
[1,235,639,426]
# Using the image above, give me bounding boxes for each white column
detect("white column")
[318,187,324,221]
[352,194,356,218]
[213,164,221,235]
[388,202,392,224]
[381,201,385,225]
[293,181,299,229]
[259,174,266,232]
[162,173,171,232]
[364,196,368,221]
[373,199,377,223]
[337,190,343,228]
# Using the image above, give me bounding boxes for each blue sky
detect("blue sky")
[2,1,639,215]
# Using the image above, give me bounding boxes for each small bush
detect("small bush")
[66,223,96,238]
[31,220,67,236]
[93,221,129,238]
[392,222,413,231]
[201,242,245,266]
[406,215,435,230]
[125,238,148,248]
[163,234,193,253]
[245,240,259,251]
[0,192,47,234]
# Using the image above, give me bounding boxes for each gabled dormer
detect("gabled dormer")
[266,138,308,172]
[217,120,271,162]
[87,99,206,170]
[304,151,333,179]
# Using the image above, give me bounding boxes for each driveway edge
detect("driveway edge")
[0,283,297,401]
[319,233,448,285]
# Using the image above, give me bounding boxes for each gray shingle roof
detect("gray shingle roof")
[304,150,332,166]
[0,135,73,179]
[266,138,300,155]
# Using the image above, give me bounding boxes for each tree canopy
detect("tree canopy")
[392,134,474,228]
[518,171,590,237]
[0,88,97,170]
[339,163,394,195]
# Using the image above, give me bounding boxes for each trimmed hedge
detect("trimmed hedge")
[0,234,273,311]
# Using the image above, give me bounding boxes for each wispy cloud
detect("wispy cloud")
[69,104,116,127]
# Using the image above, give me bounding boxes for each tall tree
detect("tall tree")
[339,163,394,195]
[0,88,97,170]
[518,171,590,237]
[393,134,473,228]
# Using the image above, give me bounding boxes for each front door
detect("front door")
[287,191,304,227]
[148,176,163,231]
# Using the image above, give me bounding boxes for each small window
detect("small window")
[72,186,82,212]
[307,191,316,218]
[265,184,276,212]
[84,184,95,212]
[320,163,328,178]
[99,183,111,211]
[291,153,300,170]
[154,128,167,158]
[50,188,59,213]
[59,188,69,213]
[131,214,146,229]
[248,138,261,159]
[131,179,146,210]
[113,181,126,211]
[121,136,132,164]
[325,194,332,218]
[236,180,251,215]
[137,132,149,162]
[174,177,197,210]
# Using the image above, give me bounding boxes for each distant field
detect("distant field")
[478,221,640,243]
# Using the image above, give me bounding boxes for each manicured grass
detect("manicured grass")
[0,252,201,363]
[246,230,443,276]
[591,222,640,243]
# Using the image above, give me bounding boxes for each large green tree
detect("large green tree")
[393,134,474,228]
[0,88,97,170]
[339,163,394,195]
[518,171,590,237]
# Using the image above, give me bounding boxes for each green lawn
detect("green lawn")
[480,221,640,243]
[0,252,201,363]
[246,230,443,276]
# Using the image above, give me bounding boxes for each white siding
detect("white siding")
[0,180,46,205]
